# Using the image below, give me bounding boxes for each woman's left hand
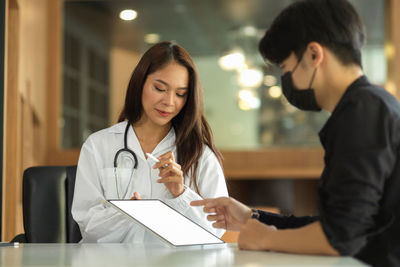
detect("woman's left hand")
[153,151,184,198]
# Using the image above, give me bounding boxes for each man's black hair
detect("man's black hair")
[259,0,366,66]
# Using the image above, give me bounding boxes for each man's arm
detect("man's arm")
[257,210,319,229]
[239,220,339,256]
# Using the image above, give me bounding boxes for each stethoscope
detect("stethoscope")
[113,122,138,199]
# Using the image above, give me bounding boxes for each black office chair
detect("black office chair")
[12,166,82,243]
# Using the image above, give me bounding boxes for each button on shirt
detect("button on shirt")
[71,121,228,243]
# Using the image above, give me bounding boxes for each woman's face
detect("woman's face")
[140,62,189,127]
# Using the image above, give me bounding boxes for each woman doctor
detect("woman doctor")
[71,41,228,243]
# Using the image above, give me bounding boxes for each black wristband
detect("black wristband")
[251,209,260,220]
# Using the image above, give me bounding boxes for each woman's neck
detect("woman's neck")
[132,120,171,154]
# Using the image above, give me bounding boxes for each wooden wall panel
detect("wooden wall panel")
[110,47,140,124]
[2,0,51,241]
[2,0,21,242]
[385,0,400,99]
[45,0,80,166]
[222,148,324,179]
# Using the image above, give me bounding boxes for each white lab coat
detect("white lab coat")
[71,121,228,243]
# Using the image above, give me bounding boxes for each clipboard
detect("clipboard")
[107,199,225,247]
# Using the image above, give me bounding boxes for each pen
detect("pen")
[145,152,188,189]
[146,152,160,166]
[0,242,19,247]
[146,153,170,169]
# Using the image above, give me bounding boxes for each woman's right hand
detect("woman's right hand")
[190,197,252,231]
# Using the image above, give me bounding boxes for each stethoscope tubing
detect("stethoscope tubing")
[114,122,138,169]
[113,122,139,199]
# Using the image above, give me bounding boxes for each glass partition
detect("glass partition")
[61,0,385,150]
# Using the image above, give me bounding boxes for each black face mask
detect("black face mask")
[281,60,321,111]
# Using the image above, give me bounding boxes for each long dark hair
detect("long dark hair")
[118,41,223,194]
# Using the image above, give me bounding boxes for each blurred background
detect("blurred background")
[2,0,399,241]
[61,0,385,149]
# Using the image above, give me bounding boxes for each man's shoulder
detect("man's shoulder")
[344,83,400,116]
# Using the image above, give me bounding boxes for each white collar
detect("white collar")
[109,121,176,160]
[108,121,129,133]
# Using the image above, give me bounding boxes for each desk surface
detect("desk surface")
[1,243,366,267]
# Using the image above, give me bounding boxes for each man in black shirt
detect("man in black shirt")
[192,0,399,266]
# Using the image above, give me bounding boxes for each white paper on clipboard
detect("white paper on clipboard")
[107,199,225,247]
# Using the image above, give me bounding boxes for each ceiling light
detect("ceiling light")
[237,89,261,110]
[144,33,160,44]
[268,86,282,98]
[243,25,257,36]
[238,99,252,111]
[238,68,263,87]
[238,89,254,101]
[218,52,245,71]
[120,9,137,21]
[263,75,277,86]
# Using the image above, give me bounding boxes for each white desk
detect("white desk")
[1,243,366,266]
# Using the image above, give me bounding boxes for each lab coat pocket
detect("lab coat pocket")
[100,168,134,199]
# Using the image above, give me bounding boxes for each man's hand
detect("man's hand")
[191,197,252,231]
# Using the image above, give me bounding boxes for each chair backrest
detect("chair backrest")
[22,166,82,243]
